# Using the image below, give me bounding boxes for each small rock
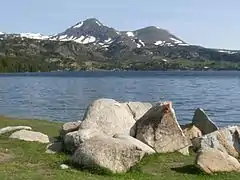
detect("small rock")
[177,146,190,156]
[46,142,63,154]
[9,130,50,144]
[192,108,218,135]
[60,164,69,169]
[59,121,81,138]
[181,123,202,140]
[0,126,32,135]
[196,148,240,174]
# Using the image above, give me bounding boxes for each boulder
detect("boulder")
[135,101,190,153]
[126,102,152,120]
[113,133,155,154]
[46,141,63,154]
[9,130,50,143]
[196,148,240,174]
[64,129,100,153]
[0,126,32,135]
[71,135,146,173]
[192,108,218,135]
[193,126,240,158]
[59,121,81,138]
[181,123,202,140]
[80,98,136,136]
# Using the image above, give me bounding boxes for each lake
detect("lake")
[0,71,240,126]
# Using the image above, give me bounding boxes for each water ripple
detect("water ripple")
[0,71,240,127]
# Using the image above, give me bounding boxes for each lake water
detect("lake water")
[0,71,240,127]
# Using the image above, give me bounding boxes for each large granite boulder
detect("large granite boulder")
[9,130,50,143]
[196,148,240,174]
[113,133,155,154]
[79,98,136,136]
[71,135,146,173]
[59,121,81,138]
[135,101,191,153]
[64,129,100,153]
[193,126,240,158]
[192,108,218,135]
[126,102,152,120]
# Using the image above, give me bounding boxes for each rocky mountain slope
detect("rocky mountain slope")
[0,18,240,72]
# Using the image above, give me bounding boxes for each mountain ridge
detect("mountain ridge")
[1,18,240,72]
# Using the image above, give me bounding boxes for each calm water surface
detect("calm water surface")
[0,71,240,126]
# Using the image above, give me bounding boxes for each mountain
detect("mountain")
[51,18,189,48]
[51,18,119,47]
[0,18,240,72]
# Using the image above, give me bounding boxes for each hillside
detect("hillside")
[0,18,240,72]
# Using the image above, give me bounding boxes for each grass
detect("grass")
[1,116,240,180]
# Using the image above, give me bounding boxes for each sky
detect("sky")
[0,0,239,49]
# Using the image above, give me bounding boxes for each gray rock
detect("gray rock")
[113,133,156,154]
[59,121,81,138]
[0,126,32,135]
[126,102,152,120]
[46,141,63,154]
[80,98,136,136]
[193,126,240,158]
[71,135,146,173]
[192,108,218,135]
[196,148,240,174]
[135,101,190,153]
[64,129,100,153]
[10,130,50,143]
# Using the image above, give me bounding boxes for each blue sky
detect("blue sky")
[0,0,239,49]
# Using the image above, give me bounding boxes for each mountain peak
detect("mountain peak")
[84,18,103,26]
[71,18,103,29]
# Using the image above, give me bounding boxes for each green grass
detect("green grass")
[0,116,240,180]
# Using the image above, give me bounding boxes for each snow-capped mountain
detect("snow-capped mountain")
[0,18,189,49]
[51,18,189,48]
[50,18,119,47]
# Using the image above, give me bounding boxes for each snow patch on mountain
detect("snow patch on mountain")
[154,40,164,46]
[126,32,134,37]
[104,38,112,43]
[170,37,183,44]
[218,50,237,54]
[73,22,83,28]
[0,32,4,35]
[82,36,96,44]
[74,36,85,43]
[95,20,102,26]
[20,33,50,40]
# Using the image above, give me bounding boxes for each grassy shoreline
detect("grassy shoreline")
[0,116,240,180]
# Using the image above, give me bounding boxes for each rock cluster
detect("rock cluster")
[2,98,240,174]
[59,98,193,173]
